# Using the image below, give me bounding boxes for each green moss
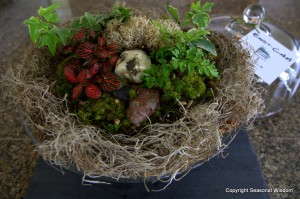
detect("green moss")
[162,72,206,101]
[74,93,131,133]
[181,73,206,99]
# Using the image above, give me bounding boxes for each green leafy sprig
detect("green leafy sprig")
[24,3,67,55]
[143,1,219,101]
[167,1,214,29]
[166,1,216,55]
[24,4,132,56]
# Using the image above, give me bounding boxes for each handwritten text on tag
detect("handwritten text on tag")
[242,29,296,85]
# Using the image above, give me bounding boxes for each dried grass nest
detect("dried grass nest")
[1,16,264,189]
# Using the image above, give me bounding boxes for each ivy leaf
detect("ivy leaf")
[70,20,81,30]
[23,17,42,42]
[43,12,59,23]
[70,14,102,31]
[79,17,91,28]
[166,5,180,23]
[202,2,214,12]
[38,33,60,56]
[189,38,217,56]
[38,3,60,16]
[83,12,97,26]
[182,11,193,26]
[111,6,132,22]
[55,28,70,45]
[191,1,201,12]
[192,13,209,28]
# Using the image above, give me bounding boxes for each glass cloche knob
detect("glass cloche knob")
[225,4,268,37]
[243,4,266,25]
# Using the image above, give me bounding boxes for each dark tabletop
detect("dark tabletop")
[25,129,270,199]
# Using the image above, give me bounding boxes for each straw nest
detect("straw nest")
[0,19,264,188]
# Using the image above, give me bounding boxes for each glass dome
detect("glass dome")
[208,4,300,117]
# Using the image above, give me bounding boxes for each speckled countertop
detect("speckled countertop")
[0,0,299,199]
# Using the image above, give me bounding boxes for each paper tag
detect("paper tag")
[241,29,296,85]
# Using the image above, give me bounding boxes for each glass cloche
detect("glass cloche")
[208,4,300,117]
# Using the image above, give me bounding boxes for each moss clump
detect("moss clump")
[163,72,206,101]
[74,93,130,133]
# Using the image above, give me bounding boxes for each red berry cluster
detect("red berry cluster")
[62,29,121,100]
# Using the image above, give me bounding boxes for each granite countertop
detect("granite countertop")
[0,0,299,198]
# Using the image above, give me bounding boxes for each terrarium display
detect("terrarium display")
[0,1,263,189]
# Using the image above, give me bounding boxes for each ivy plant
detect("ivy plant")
[23,3,68,55]
[24,3,132,56]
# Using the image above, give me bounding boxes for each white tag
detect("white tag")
[241,29,296,85]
